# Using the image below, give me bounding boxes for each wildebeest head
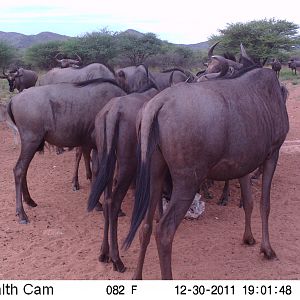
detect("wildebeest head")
[54,53,82,68]
[0,69,22,92]
[115,65,156,93]
[197,43,256,82]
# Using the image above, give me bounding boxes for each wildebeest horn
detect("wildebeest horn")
[208,41,220,58]
[1,69,8,78]
[54,53,63,62]
[75,53,82,62]
[240,43,253,62]
[197,72,223,82]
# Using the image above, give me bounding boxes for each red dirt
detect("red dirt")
[0,81,300,280]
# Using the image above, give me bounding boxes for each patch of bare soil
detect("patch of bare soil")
[0,81,299,280]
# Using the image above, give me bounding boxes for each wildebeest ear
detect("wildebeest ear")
[117,70,125,78]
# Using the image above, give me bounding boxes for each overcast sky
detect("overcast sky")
[0,0,299,44]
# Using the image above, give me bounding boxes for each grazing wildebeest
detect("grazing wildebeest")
[0,68,38,92]
[271,59,281,78]
[7,78,127,224]
[38,62,116,191]
[288,59,300,75]
[124,53,289,279]
[54,53,82,68]
[0,103,19,147]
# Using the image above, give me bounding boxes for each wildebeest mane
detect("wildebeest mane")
[74,78,121,88]
[162,67,186,74]
[223,64,261,80]
[72,62,115,75]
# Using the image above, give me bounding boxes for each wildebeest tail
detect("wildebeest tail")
[87,111,119,212]
[6,99,16,125]
[123,104,162,250]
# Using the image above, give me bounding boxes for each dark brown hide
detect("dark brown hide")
[8,80,126,224]
[125,67,289,279]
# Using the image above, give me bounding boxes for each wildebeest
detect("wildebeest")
[88,86,159,272]
[38,62,116,191]
[0,68,38,92]
[86,64,193,272]
[288,59,300,75]
[7,78,127,224]
[54,53,82,68]
[38,63,115,86]
[271,59,281,78]
[124,52,289,279]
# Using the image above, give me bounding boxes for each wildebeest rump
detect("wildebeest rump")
[7,78,126,224]
[124,67,289,279]
[0,68,38,92]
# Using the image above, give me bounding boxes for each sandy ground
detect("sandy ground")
[0,81,300,280]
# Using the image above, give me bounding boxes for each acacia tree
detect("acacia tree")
[210,19,300,63]
[117,32,163,65]
[0,41,16,69]
[24,41,63,69]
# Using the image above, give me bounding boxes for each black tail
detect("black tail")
[87,112,119,212]
[123,111,160,249]
[7,99,16,125]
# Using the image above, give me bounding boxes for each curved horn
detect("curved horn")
[54,53,63,62]
[2,68,8,77]
[197,71,223,82]
[75,53,82,63]
[208,41,220,58]
[240,43,253,62]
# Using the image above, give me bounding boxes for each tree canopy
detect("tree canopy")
[209,19,300,63]
[0,41,16,69]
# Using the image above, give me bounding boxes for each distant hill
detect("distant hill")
[0,29,209,51]
[0,31,70,48]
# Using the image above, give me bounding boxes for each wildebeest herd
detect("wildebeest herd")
[0,43,293,279]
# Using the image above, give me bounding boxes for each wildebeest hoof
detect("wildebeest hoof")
[56,147,65,155]
[203,192,213,199]
[260,247,277,260]
[217,197,228,206]
[19,219,29,224]
[95,202,103,212]
[99,253,110,263]
[118,209,126,217]
[112,259,126,273]
[72,183,80,191]
[243,236,256,246]
[24,198,37,207]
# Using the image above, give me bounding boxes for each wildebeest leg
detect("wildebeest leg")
[109,162,136,272]
[155,174,199,279]
[22,172,37,207]
[14,139,43,223]
[72,147,82,191]
[99,184,111,264]
[239,175,255,245]
[251,165,263,182]
[217,180,230,205]
[91,149,103,211]
[133,150,167,280]
[200,179,213,199]
[83,147,92,181]
[260,151,279,259]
